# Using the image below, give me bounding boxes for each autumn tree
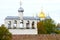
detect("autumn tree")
[37,21,47,34]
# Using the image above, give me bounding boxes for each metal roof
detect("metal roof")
[5,16,20,20]
[46,16,51,19]
[5,16,40,20]
[18,7,24,12]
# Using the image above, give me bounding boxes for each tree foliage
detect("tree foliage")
[37,19,56,34]
[0,24,12,40]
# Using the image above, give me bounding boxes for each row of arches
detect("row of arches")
[8,20,35,29]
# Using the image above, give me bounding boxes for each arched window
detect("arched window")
[14,20,17,24]
[20,20,23,29]
[8,21,11,29]
[32,21,35,29]
[13,20,17,29]
[20,20,23,23]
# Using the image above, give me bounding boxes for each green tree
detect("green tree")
[37,19,56,34]
[43,19,56,34]
[0,24,12,40]
[54,23,60,34]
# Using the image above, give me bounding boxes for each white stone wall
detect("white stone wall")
[18,12,23,20]
[34,20,37,29]
[5,19,38,35]
[16,20,20,28]
[5,20,8,28]
[23,20,27,28]
[9,29,37,35]
[29,20,32,29]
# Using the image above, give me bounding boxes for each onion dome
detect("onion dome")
[38,11,46,18]
[18,7,24,12]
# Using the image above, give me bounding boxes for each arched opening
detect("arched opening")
[26,21,29,29]
[8,21,11,29]
[32,21,35,29]
[13,20,17,29]
[20,20,23,29]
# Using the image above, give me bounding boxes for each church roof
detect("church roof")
[5,16,40,20]
[46,15,51,19]
[5,16,20,20]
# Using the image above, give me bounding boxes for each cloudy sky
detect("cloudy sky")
[0,0,60,25]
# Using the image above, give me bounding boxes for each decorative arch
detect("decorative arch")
[32,21,35,29]
[8,21,11,29]
[13,20,17,29]
[14,20,17,24]
[20,20,23,29]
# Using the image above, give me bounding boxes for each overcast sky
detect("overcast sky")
[0,0,60,25]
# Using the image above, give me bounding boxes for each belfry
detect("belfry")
[4,0,50,35]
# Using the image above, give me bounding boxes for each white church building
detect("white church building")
[4,1,50,35]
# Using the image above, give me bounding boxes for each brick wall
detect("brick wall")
[12,34,60,40]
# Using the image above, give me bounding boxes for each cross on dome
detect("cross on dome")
[18,0,24,12]
[20,0,22,7]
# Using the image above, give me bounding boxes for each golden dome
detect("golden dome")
[38,11,46,18]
